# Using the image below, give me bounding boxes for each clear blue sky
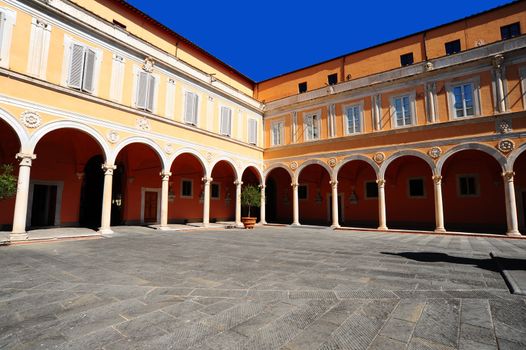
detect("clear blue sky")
[126,0,514,82]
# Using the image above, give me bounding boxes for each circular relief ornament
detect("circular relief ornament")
[206,152,214,163]
[373,152,385,164]
[107,130,119,144]
[428,147,442,159]
[136,117,151,131]
[20,111,41,128]
[164,143,174,155]
[327,158,337,168]
[497,139,514,154]
[290,161,298,170]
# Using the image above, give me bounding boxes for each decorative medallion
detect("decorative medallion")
[474,39,486,47]
[327,158,337,168]
[290,161,298,170]
[496,119,512,134]
[497,139,514,153]
[136,117,151,131]
[164,143,174,155]
[107,130,119,144]
[142,57,155,73]
[373,152,385,164]
[208,96,214,102]
[428,147,442,159]
[206,152,214,163]
[20,111,41,128]
[424,61,434,71]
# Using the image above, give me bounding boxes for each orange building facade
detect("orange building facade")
[1,0,526,242]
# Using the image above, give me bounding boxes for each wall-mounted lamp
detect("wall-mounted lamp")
[112,194,122,207]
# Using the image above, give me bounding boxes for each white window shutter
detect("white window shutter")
[248,119,257,144]
[28,20,44,77]
[67,43,85,89]
[0,12,5,54]
[110,55,125,102]
[136,71,148,109]
[165,79,175,118]
[184,91,193,123]
[82,48,96,93]
[191,93,198,124]
[146,74,156,112]
[221,107,231,136]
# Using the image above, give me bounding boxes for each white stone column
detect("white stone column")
[202,177,212,227]
[426,82,437,123]
[502,171,521,236]
[159,171,171,230]
[377,178,388,230]
[259,184,266,224]
[10,153,36,240]
[492,54,506,113]
[432,175,446,233]
[234,180,243,227]
[330,180,340,228]
[99,164,116,235]
[291,181,300,226]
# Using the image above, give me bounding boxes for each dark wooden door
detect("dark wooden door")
[144,191,158,223]
[31,184,57,227]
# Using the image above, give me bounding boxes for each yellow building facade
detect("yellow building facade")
[1,0,526,242]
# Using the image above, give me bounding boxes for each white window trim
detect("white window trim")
[519,66,526,111]
[219,105,233,137]
[211,182,221,200]
[456,174,480,198]
[248,118,258,145]
[342,101,364,135]
[390,92,416,129]
[109,54,125,103]
[446,77,481,120]
[62,35,103,95]
[0,6,16,69]
[140,187,161,224]
[183,89,200,126]
[27,18,52,79]
[303,110,321,142]
[407,177,427,199]
[180,178,194,199]
[271,120,284,147]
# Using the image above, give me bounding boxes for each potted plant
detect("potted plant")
[240,184,260,229]
[0,164,17,200]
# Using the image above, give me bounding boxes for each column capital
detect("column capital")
[376,178,386,187]
[202,176,213,184]
[291,181,299,188]
[502,171,515,182]
[160,171,172,180]
[258,184,266,190]
[234,180,243,186]
[16,153,36,166]
[492,54,504,70]
[101,164,117,175]
[432,175,443,184]
[329,180,338,188]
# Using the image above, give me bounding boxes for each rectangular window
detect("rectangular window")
[501,22,520,40]
[304,113,320,141]
[0,8,15,69]
[135,71,157,112]
[458,176,478,197]
[328,73,338,85]
[248,119,257,145]
[392,95,413,127]
[220,106,232,136]
[271,121,283,146]
[365,181,378,199]
[165,79,176,118]
[445,39,461,55]
[298,81,307,93]
[298,185,308,200]
[184,91,199,125]
[27,19,51,78]
[345,105,362,134]
[181,179,193,198]
[408,178,425,198]
[67,43,98,93]
[211,183,220,199]
[0,12,5,55]
[452,83,474,118]
[400,52,414,67]
[110,55,125,102]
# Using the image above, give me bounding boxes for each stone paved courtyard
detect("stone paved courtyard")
[1,226,526,350]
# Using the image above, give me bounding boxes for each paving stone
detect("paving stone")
[368,335,407,350]
[460,299,493,329]
[412,299,460,348]
[379,318,416,343]
[459,323,496,346]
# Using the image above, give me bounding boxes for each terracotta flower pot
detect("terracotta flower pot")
[241,217,257,229]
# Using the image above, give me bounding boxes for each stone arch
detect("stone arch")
[27,121,110,161]
[111,136,169,170]
[507,142,526,171]
[437,143,506,174]
[209,157,240,180]
[380,150,435,179]
[0,107,29,146]
[240,163,264,184]
[168,148,209,176]
[263,163,294,182]
[334,155,380,179]
[295,159,334,182]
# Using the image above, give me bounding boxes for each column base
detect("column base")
[157,226,172,231]
[434,227,446,233]
[506,230,522,237]
[10,232,28,241]
[97,228,113,235]
[291,222,301,226]
[377,226,388,231]
[331,224,341,229]
[259,220,267,225]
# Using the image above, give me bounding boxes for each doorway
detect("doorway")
[141,188,160,224]
[266,178,276,222]
[79,155,104,229]
[28,181,63,228]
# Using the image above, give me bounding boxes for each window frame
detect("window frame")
[446,78,481,120]
[180,179,194,199]
[327,73,338,85]
[500,22,521,40]
[407,177,426,199]
[298,184,308,200]
[219,105,233,137]
[520,66,526,111]
[400,52,414,67]
[343,102,363,135]
[271,120,284,147]
[183,90,199,126]
[444,39,461,55]
[390,92,416,128]
[27,18,52,79]
[364,181,378,199]
[456,174,480,198]
[134,70,158,113]
[298,81,307,94]
[211,182,221,200]
[0,7,16,69]
[303,111,321,141]
[110,54,125,103]
[248,118,258,145]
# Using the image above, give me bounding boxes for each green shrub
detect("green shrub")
[241,184,260,217]
[0,164,17,200]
